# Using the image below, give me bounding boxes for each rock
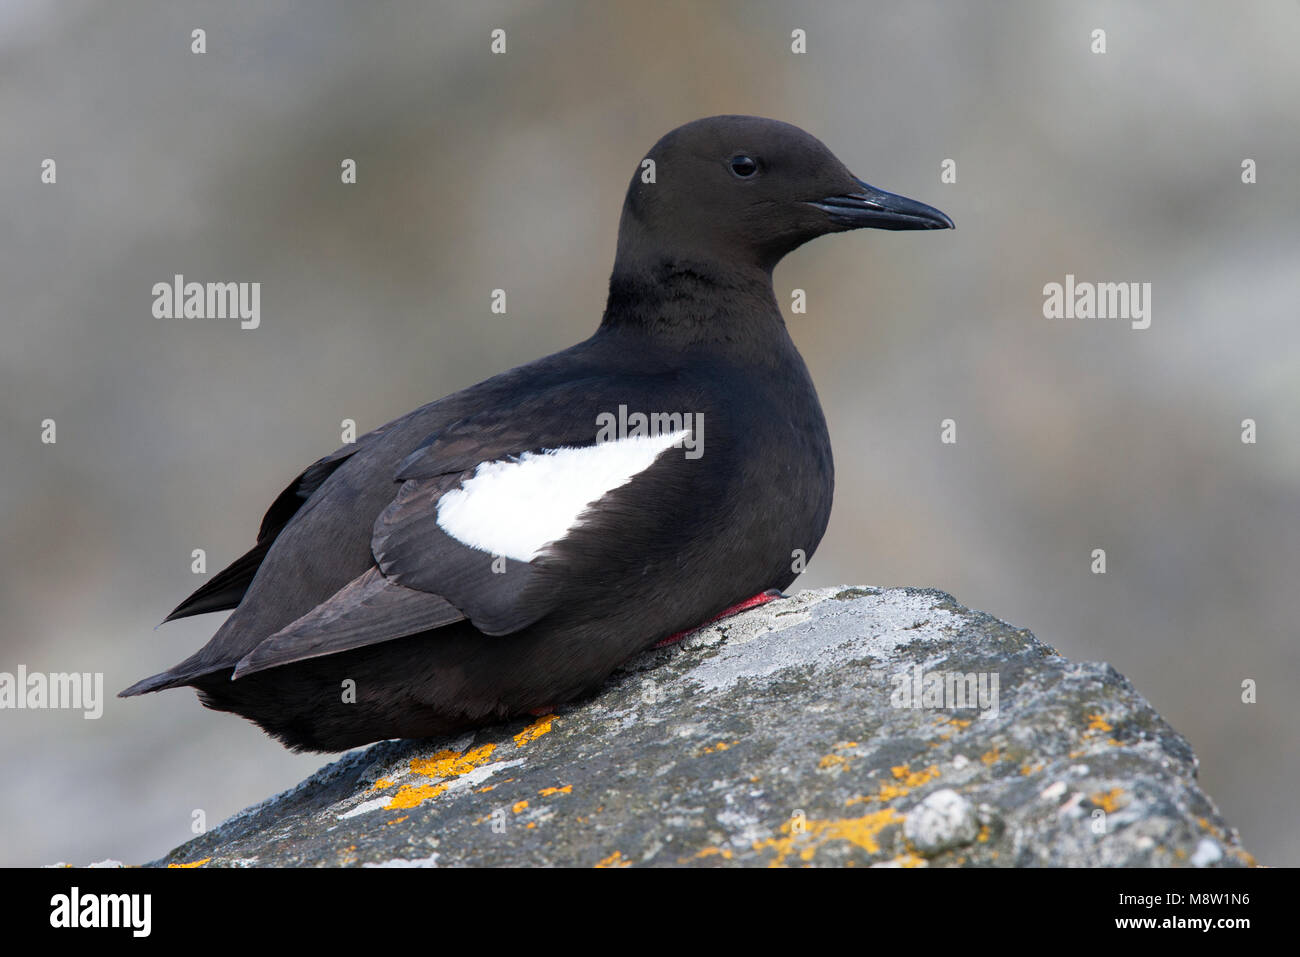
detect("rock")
[904,788,979,854]
[147,587,1256,867]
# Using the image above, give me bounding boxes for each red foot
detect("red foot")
[653,589,784,648]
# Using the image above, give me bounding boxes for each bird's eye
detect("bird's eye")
[730,154,759,178]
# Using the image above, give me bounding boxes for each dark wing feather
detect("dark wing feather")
[161,540,272,622]
[371,474,548,636]
[231,567,465,677]
[162,424,392,622]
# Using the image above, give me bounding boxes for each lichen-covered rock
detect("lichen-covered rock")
[148,587,1256,867]
[904,788,979,854]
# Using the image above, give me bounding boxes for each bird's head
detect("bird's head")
[614,114,953,275]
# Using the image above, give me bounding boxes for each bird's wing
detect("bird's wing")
[230,375,717,678]
[162,421,395,622]
[231,566,466,677]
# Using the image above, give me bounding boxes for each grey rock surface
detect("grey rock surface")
[146,587,1256,867]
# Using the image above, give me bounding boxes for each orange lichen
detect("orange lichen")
[371,778,394,790]
[539,785,572,796]
[818,753,848,770]
[410,743,497,778]
[754,808,904,866]
[381,741,502,810]
[695,846,734,860]
[595,851,631,868]
[512,800,529,813]
[845,765,942,807]
[1085,713,1113,732]
[514,715,555,747]
[384,816,409,826]
[701,740,739,754]
[1090,787,1126,813]
[892,764,940,788]
[167,857,210,869]
[386,782,449,809]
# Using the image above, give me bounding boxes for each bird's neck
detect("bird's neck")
[599,254,790,359]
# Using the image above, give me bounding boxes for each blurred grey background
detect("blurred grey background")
[1,0,1296,867]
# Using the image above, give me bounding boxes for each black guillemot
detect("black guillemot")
[121,115,953,751]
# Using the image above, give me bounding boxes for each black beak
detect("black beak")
[808,178,954,231]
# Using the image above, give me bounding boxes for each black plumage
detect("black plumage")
[121,116,952,751]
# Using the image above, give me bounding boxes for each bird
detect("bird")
[121,115,953,752]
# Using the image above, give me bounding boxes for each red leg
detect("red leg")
[653,589,784,648]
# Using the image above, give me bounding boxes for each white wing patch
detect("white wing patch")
[435,430,692,561]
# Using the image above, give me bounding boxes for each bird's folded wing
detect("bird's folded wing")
[371,376,709,637]
[163,420,396,623]
[228,374,710,677]
[232,567,465,677]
